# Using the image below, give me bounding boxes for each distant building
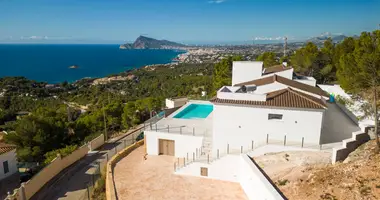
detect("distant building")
[0,143,18,180]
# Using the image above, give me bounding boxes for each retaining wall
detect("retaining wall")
[24,144,89,199]
[89,134,105,151]
[6,134,105,200]
[331,126,372,164]
[106,140,144,200]
[239,154,286,200]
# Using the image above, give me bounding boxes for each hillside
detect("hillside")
[120,36,186,49]
[307,32,349,44]
[268,140,380,200]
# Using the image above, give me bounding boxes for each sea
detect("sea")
[0,44,183,83]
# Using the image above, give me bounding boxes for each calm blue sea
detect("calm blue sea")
[0,44,183,83]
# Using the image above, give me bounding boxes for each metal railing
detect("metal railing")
[173,134,339,172]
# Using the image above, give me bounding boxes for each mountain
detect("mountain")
[307,32,348,44]
[120,36,186,49]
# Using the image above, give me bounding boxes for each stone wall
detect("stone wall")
[106,140,144,200]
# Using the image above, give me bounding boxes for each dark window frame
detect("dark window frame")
[268,113,283,120]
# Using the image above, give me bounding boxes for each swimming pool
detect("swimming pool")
[173,104,213,119]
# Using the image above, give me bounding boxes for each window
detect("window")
[3,161,9,174]
[268,114,283,120]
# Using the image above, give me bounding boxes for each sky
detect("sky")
[0,0,379,44]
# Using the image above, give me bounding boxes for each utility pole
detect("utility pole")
[283,36,288,58]
[102,101,108,141]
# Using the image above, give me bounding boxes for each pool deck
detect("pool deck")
[148,100,213,137]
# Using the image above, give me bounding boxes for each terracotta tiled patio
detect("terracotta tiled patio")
[113,147,247,200]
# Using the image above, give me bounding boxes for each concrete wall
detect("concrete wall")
[176,155,241,183]
[212,104,324,155]
[232,61,263,86]
[295,78,317,87]
[165,98,188,109]
[23,144,89,199]
[262,68,294,80]
[239,155,285,200]
[0,149,18,180]
[89,134,105,151]
[145,131,203,158]
[321,103,361,144]
[332,127,371,164]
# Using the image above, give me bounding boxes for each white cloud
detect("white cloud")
[208,0,226,4]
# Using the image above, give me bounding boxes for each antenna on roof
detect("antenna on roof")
[283,36,288,57]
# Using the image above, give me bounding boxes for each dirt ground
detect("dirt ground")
[255,140,380,200]
[113,147,247,200]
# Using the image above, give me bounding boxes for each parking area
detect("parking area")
[113,146,247,200]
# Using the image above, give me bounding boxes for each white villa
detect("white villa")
[144,61,362,199]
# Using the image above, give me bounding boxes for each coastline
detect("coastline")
[0,45,184,84]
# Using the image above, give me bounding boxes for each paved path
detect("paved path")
[31,125,144,200]
[114,147,247,200]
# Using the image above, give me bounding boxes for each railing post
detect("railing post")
[155,124,157,131]
[207,154,210,164]
[87,184,90,200]
[251,140,254,150]
[106,153,108,162]
[167,125,170,133]
[302,137,304,148]
[193,152,195,161]
[174,162,176,171]
[187,153,189,163]
[180,127,182,134]
[193,127,195,136]
[284,135,287,146]
[266,134,269,144]
[177,157,179,167]
[241,146,243,154]
[184,157,186,167]
[196,148,198,157]
[227,144,229,154]
[150,122,152,129]
[217,149,219,159]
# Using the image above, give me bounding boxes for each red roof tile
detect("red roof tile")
[211,88,327,110]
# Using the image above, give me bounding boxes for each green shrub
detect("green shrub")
[44,145,78,165]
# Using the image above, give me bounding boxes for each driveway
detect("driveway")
[114,147,247,200]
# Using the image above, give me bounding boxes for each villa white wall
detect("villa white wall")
[232,61,263,86]
[0,150,18,180]
[320,103,361,144]
[145,131,203,158]
[295,79,317,87]
[239,155,285,200]
[176,154,241,182]
[262,68,294,80]
[212,104,324,154]
[253,82,287,94]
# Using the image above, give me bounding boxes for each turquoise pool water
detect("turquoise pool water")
[173,104,213,119]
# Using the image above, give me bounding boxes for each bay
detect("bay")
[0,44,183,83]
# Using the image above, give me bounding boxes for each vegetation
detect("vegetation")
[335,30,380,149]
[1,63,213,163]
[212,55,242,93]
[256,52,279,67]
